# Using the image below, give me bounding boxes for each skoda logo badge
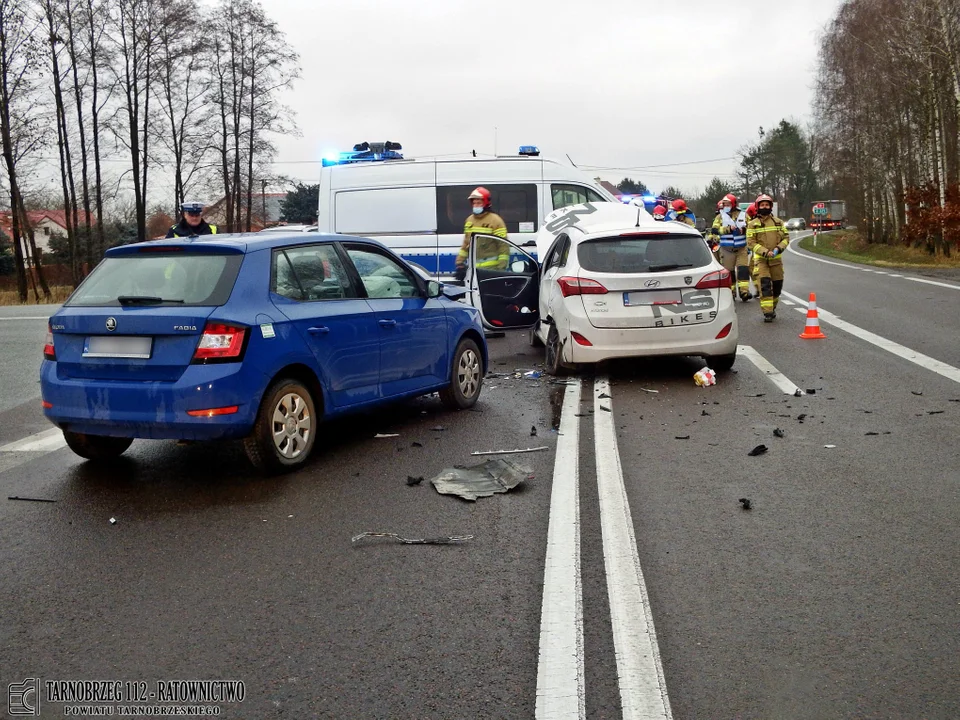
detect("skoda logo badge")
[106,317,117,332]
[684,276,693,285]
[643,279,661,288]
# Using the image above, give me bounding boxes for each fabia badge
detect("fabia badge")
[105,317,117,332]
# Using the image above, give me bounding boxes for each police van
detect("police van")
[317,142,618,276]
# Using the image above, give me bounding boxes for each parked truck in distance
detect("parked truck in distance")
[810,200,847,230]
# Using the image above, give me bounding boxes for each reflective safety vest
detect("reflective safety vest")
[713,209,746,249]
[169,223,218,238]
[457,211,508,268]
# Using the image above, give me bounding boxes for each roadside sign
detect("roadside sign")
[813,205,828,215]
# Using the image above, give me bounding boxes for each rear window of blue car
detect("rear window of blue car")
[66,254,243,307]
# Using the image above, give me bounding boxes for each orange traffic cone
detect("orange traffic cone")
[799,292,826,339]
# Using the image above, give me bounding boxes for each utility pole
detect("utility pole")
[261,178,268,228]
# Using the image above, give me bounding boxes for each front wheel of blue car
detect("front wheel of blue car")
[244,379,318,473]
[63,431,133,461]
[439,338,483,410]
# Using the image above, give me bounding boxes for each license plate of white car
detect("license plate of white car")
[83,336,153,359]
[623,290,682,307]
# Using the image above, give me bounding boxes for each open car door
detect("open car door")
[467,233,540,330]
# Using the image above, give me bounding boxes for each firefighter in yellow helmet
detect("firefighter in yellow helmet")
[454,187,508,281]
[711,193,750,302]
[747,194,789,322]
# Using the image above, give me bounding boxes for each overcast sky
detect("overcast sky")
[262,0,841,195]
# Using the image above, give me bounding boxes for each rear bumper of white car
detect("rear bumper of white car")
[556,299,739,364]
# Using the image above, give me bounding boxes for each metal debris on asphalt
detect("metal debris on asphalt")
[431,458,529,501]
[470,446,549,456]
[406,476,424,486]
[640,388,659,393]
[8,496,56,503]
[739,498,752,510]
[773,428,785,438]
[748,445,768,456]
[351,532,474,545]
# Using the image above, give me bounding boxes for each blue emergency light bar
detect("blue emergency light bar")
[519,146,540,156]
[322,141,404,167]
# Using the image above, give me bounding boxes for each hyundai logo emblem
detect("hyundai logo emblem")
[643,279,661,288]
[105,317,117,332]
[684,276,693,285]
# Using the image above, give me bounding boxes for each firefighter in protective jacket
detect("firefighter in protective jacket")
[712,193,750,301]
[455,187,508,281]
[747,194,789,322]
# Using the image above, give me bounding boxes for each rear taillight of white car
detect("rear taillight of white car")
[695,269,732,289]
[557,276,608,297]
[43,324,56,360]
[192,322,247,363]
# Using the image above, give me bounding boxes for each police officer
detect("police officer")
[747,194,789,322]
[454,187,508,282]
[166,201,218,238]
[712,193,750,301]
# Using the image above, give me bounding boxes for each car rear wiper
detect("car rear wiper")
[117,296,185,305]
[646,264,694,272]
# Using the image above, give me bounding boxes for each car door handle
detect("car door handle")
[307,326,330,335]
[378,319,397,328]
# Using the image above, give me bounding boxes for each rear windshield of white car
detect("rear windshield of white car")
[66,253,243,307]
[577,234,713,274]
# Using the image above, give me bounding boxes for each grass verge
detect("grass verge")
[797,230,960,268]
[0,286,73,306]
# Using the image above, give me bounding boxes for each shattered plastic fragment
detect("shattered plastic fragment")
[773,428,785,438]
[600,406,612,412]
[598,393,612,400]
[431,458,529,501]
[794,389,803,397]
[806,389,817,395]
[411,442,423,448]
[865,432,879,436]
[374,433,400,438]
[470,446,549,456]
[109,517,117,524]
[351,532,473,545]
[640,388,659,394]
[748,445,768,456]
[406,476,424,486]
[430,426,446,432]
[693,367,717,387]
[675,435,691,440]
[911,391,923,396]
[531,425,538,437]
[739,498,752,510]
[824,444,837,449]
[524,370,543,379]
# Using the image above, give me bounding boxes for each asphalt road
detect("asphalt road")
[1,236,959,719]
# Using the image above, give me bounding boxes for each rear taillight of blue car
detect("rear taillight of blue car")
[43,324,56,361]
[192,322,247,363]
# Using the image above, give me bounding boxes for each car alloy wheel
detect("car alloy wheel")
[440,338,483,410]
[457,347,481,399]
[272,391,312,460]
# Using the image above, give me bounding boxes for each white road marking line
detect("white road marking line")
[737,345,803,395]
[788,238,960,290]
[781,299,797,306]
[780,290,960,385]
[0,316,51,321]
[536,380,585,720]
[594,378,673,720]
[0,427,66,453]
[904,276,960,291]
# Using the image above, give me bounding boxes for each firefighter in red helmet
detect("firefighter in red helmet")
[747,194,789,321]
[668,198,696,227]
[455,186,508,282]
[712,193,750,301]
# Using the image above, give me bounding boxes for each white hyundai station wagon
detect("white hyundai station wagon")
[464,202,739,374]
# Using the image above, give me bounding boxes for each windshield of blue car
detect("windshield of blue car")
[577,234,713,274]
[66,254,243,307]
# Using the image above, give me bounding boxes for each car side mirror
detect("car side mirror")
[427,280,442,298]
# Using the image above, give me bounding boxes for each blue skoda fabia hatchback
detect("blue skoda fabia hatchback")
[40,233,487,472]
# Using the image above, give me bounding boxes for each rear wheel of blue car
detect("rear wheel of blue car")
[244,379,317,473]
[63,431,133,461]
[439,338,483,410]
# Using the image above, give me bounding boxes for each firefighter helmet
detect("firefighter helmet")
[652,205,667,219]
[723,193,738,208]
[671,199,688,213]
[467,187,492,208]
[755,193,774,207]
[746,203,758,219]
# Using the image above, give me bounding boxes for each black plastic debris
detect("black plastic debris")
[773,428,785,438]
[598,393,612,400]
[352,532,473,545]
[739,498,752,510]
[8,496,56,503]
[412,441,423,448]
[701,410,710,416]
[797,414,807,423]
[675,435,691,440]
[600,406,611,412]
[750,393,766,398]
[748,445,768,456]
[406,476,424,486]
[430,426,446,432]
[928,411,945,415]
[911,391,924,396]
[431,458,529,502]
[531,425,538,437]
[806,389,817,395]
[865,432,880,436]
[794,389,803,397]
